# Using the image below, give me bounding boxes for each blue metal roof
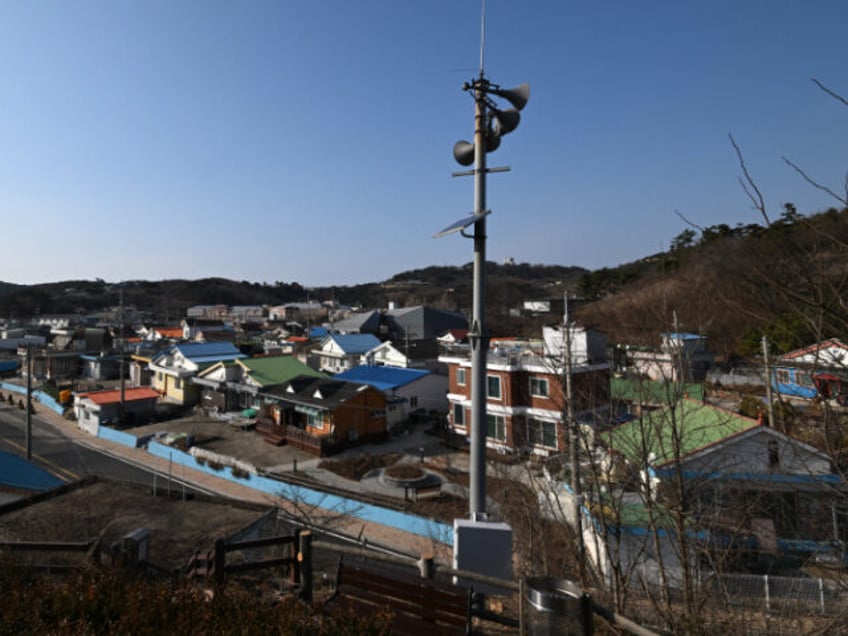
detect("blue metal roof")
[0,451,63,491]
[309,326,329,339]
[329,334,381,354]
[0,360,19,373]
[174,342,244,360]
[334,365,429,391]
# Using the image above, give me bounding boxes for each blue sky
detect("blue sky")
[2,1,847,286]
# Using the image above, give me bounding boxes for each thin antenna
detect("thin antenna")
[478,0,486,77]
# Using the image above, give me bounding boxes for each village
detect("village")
[1,297,848,633]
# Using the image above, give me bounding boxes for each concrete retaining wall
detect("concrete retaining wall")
[147,441,452,546]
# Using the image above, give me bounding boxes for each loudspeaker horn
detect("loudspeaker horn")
[489,83,530,111]
[486,127,501,152]
[492,108,521,136]
[453,140,475,166]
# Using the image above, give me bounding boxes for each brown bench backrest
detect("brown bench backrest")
[334,560,472,635]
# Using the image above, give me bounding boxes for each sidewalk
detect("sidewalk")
[28,405,454,561]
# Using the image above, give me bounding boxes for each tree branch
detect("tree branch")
[812,77,848,108]
[729,133,770,225]
[782,156,848,206]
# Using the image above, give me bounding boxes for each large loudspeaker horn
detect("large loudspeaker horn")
[453,140,475,166]
[492,108,521,136]
[489,83,530,111]
[486,127,501,152]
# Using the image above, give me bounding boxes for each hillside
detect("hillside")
[575,206,848,359]
[2,206,845,359]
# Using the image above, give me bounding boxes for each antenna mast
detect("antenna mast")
[479,0,486,77]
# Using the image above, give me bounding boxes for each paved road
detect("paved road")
[0,403,206,493]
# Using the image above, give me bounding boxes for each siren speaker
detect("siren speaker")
[491,108,520,136]
[453,140,475,166]
[489,83,530,111]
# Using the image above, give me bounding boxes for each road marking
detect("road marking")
[0,436,79,482]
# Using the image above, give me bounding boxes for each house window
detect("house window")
[307,412,323,429]
[528,418,557,448]
[487,414,506,441]
[796,371,813,387]
[453,403,466,427]
[157,372,163,381]
[529,377,549,398]
[409,396,418,408]
[174,377,182,389]
[776,369,790,384]
[487,375,502,400]
[457,368,466,386]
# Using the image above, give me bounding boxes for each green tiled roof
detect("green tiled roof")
[238,356,325,387]
[604,398,758,467]
[611,377,704,403]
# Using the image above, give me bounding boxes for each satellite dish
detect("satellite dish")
[489,83,530,111]
[453,140,475,166]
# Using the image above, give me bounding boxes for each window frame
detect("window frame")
[486,375,502,400]
[456,367,466,386]
[529,377,549,398]
[486,413,506,441]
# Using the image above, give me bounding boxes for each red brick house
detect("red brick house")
[440,326,611,456]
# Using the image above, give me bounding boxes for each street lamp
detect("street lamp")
[435,74,529,520]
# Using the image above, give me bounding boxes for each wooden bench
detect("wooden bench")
[328,559,473,635]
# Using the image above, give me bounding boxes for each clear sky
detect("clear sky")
[2,1,847,287]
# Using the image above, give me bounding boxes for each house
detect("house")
[181,318,236,343]
[440,324,611,456]
[138,325,184,342]
[73,386,161,435]
[360,340,410,368]
[772,338,848,403]
[314,334,381,374]
[148,342,246,406]
[334,365,447,428]
[584,398,846,587]
[193,355,325,412]
[80,353,122,381]
[616,332,715,383]
[257,376,387,454]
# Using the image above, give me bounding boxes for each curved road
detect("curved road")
[0,402,205,493]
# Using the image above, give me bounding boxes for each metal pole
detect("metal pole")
[469,77,489,520]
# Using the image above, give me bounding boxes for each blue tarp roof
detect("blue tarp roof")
[0,360,19,373]
[0,451,63,491]
[334,365,429,391]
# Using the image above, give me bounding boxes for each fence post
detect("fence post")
[214,538,226,588]
[299,530,313,602]
[417,553,434,579]
[763,574,770,613]
[819,577,825,614]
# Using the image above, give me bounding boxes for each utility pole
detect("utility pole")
[119,285,126,424]
[564,292,587,583]
[762,336,776,429]
[25,341,32,460]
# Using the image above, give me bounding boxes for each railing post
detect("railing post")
[298,530,313,602]
[819,577,826,614]
[763,574,770,613]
